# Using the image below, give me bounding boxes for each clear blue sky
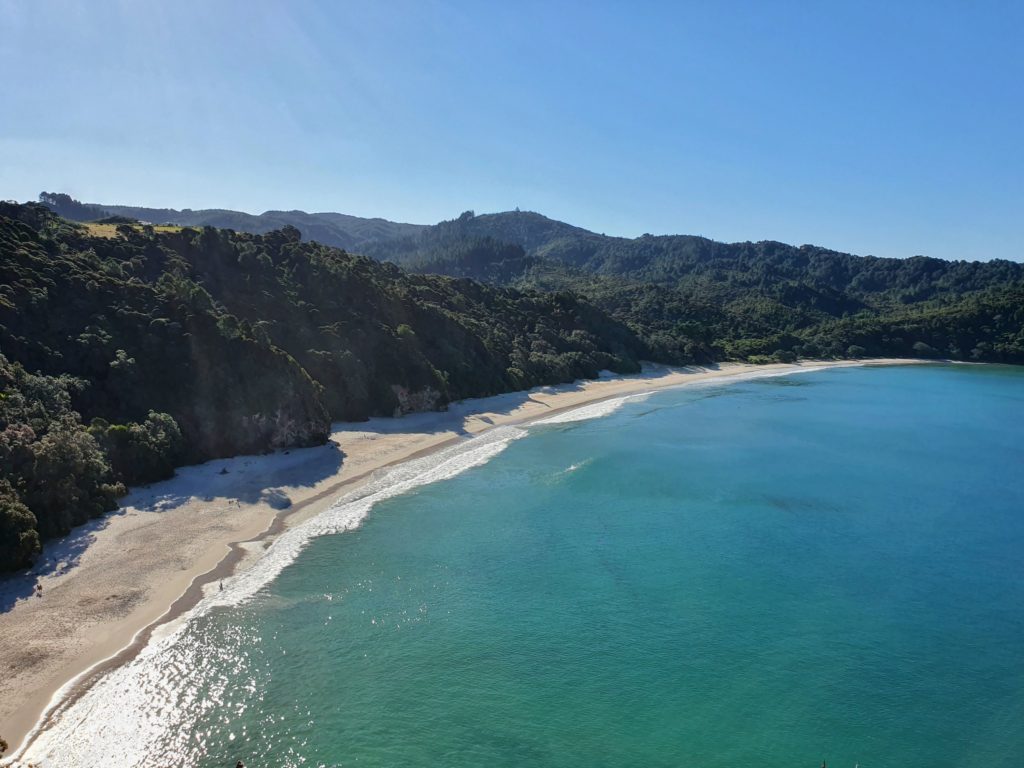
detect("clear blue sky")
[1,1,1021,260]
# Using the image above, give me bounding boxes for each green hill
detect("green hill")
[0,202,643,570]
[38,192,426,251]
[362,210,1024,364]
[5,197,1022,572]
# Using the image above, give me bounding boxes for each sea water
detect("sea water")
[20,364,1024,767]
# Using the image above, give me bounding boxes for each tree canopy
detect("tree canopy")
[0,202,644,570]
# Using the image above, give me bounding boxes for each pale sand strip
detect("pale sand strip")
[0,359,921,759]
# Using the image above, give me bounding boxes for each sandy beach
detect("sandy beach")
[0,359,918,761]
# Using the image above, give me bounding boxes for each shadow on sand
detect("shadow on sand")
[329,366,698,440]
[0,441,346,613]
[1,363,715,612]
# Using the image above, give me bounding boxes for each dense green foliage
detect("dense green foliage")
[1,202,644,570]
[0,346,191,570]
[49,195,1021,366]
[87,411,184,486]
[2,204,332,462]
[0,353,122,568]
[363,211,1024,364]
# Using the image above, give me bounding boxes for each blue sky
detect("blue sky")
[1,1,1021,260]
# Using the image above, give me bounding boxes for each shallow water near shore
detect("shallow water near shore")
[21,364,1024,767]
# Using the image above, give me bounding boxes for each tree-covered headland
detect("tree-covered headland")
[0,202,642,570]
[2,196,1022,571]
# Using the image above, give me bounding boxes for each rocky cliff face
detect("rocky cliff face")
[390,385,445,417]
[241,406,330,453]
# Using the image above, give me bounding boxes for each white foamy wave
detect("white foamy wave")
[14,426,526,768]
[203,425,524,611]
[556,458,592,476]
[532,392,650,425]
[531,367,835,427]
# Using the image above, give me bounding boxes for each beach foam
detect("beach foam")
[532,392,650,425]
[208,425,524,610]
[14,425,526,767]
[530,366,839,427]
[7,360,913,766]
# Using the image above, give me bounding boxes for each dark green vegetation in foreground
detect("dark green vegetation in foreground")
[0,201,641,570]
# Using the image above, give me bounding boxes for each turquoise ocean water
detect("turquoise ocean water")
[24,364,1024,767]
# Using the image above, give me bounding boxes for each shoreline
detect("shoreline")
[0,358,923,762]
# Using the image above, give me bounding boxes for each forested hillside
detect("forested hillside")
[363,211,1024,364]
[44,191,1024,352]
[38,192,425,251]
[0,202,643,570]
[6,196,1022,572]
[28,195,1024,363]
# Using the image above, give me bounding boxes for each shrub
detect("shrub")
[0,479,40,570]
